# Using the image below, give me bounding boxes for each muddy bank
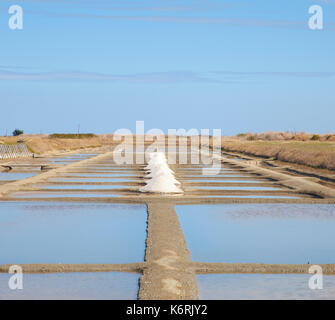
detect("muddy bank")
[0,263,143,274]
[193,262,335,275]
[2,194,334,204]
[2,261,335,275]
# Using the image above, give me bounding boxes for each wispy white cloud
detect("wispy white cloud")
[0,69,222,83]
[4,0,246,12]
[23,10,305,29]
[0,65,30,70]
[1,68,333,84]
[213,71,335,78]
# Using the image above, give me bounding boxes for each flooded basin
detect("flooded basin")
[0,172,39,181]
[197,274,335,300]
[37,184,136,190]
[10,192,122,198]
[0,202,147,264]
[176,204,335,264]
[182,179,265,183]
[48,177,141,183]
[201,195,303,199]
[61,173,140,177]
[179,174,255,179]
[185,186,283,191]
[0,272,139,300]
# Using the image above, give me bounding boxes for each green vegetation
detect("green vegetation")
[247,135,256,141]
[49,133,97,139]
[12,129,24,136]
[311,134,320,141]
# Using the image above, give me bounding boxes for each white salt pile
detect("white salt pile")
[140,152,183,193]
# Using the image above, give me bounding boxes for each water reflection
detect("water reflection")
[197,274,335,300]
[0,272,139,300]
[177,204,335,264]
[0,202,146,264]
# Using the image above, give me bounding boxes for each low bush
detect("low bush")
[311,134,320,141]
[12,129,24,136]
[247,135,257,141]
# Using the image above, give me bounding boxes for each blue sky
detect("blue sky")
[0,0,334,135]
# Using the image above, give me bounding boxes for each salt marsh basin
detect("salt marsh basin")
[1,147,335,300]
[177,204,335,264]
[0,202,146,264]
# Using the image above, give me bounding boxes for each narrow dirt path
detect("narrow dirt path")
[138,201,198,300]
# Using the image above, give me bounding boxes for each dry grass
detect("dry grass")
[236,131,335,142]
[0,134,116,155]
[217,131,335,170]
[220,138,335,170]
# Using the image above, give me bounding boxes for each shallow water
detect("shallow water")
[186,186,282,191]
[74,153,100,157]
[51,159,77,162]
[200,195,302,199]
[47,158,87,163]
[183,179,265,183]
[197,274,335,300]
[48,177,140,183]
[0,272,139,300]
[178,168,235,172]
[179,173,248,177]
[64,171,142,176]
[180,175,253,179]
[47,154,94,161]
[11,192,121,198]
[61,172,140,177]
[0,202,147,264]
[176,204,335,264]
[72,168,139,171]
[0,172,38,181]
[84,166,138,170]
[227,158,247,162]
[38,184,135,190]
